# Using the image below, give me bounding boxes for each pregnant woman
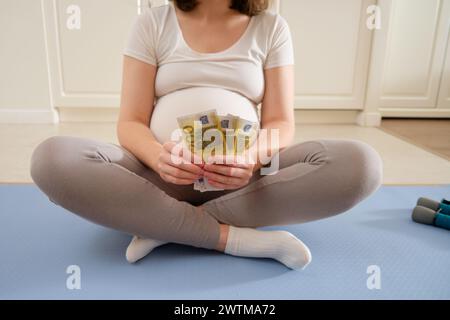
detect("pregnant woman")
[30,0,382,270]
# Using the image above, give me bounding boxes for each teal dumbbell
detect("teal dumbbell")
[417,197,450,215]
[412,205,450,230]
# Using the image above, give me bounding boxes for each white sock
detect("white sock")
[224,226,312,270]
[125,236,168,263]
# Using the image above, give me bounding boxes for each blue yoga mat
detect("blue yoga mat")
[1,184,450,300]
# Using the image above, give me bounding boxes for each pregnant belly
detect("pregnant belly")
[149,87,259,144]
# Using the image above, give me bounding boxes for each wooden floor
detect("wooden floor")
[380,118,450,161]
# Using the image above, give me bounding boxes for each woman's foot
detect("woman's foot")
[218,225,312,270]
[125,236,168,263]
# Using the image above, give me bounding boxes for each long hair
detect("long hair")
[172,0,270,16]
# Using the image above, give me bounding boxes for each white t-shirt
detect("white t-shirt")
[123,1,294,143]
[124,2,294,104]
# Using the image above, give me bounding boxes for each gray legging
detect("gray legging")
[30,136,383,250]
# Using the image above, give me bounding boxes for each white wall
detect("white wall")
[0,0,57,122]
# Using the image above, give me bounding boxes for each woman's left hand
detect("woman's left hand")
[202,155,257,190]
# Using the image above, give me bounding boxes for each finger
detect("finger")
[207,155,253,168]
[160,164,201,180]
[203,171,243,186]
[178,161,205,175]
[163,142,184,162]
[160,173,195,185]
[205,154,230,165]
[219,162,253,169]
[164,141,204,167]
[207,179,240,190]
[163,141,177,154]
[161,151,192,166]
[162,152,190,166]
[166,141,193,161]
[162,153,204,175]
[181,145,204,165]
[203,164,251,179]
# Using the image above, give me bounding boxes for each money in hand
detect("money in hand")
[177,110,259,192]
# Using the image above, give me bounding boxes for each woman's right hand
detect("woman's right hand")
[156,141,204,185]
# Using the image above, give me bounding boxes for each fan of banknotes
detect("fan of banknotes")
[177,109,259,192]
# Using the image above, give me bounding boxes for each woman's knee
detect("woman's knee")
[30,136,72,189]
[335,140,383,210]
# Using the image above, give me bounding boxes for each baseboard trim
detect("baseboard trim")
[294,109,362,124]
[380,108,450,118]
[58,108,366,125]
[0,107,378,125]
[356,111,382,126]
[0,109,59,123]
[57,107,119,122]
[58,108,361,124]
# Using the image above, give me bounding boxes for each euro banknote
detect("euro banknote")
[177,110,259,192]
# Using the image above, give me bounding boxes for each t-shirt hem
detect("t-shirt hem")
[123,50,157,66]
[263,62,294,70]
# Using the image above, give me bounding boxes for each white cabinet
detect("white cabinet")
[43,0,138,108]
[281,0,375,109]
[370,0,450,117]
[438,32,450,109]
